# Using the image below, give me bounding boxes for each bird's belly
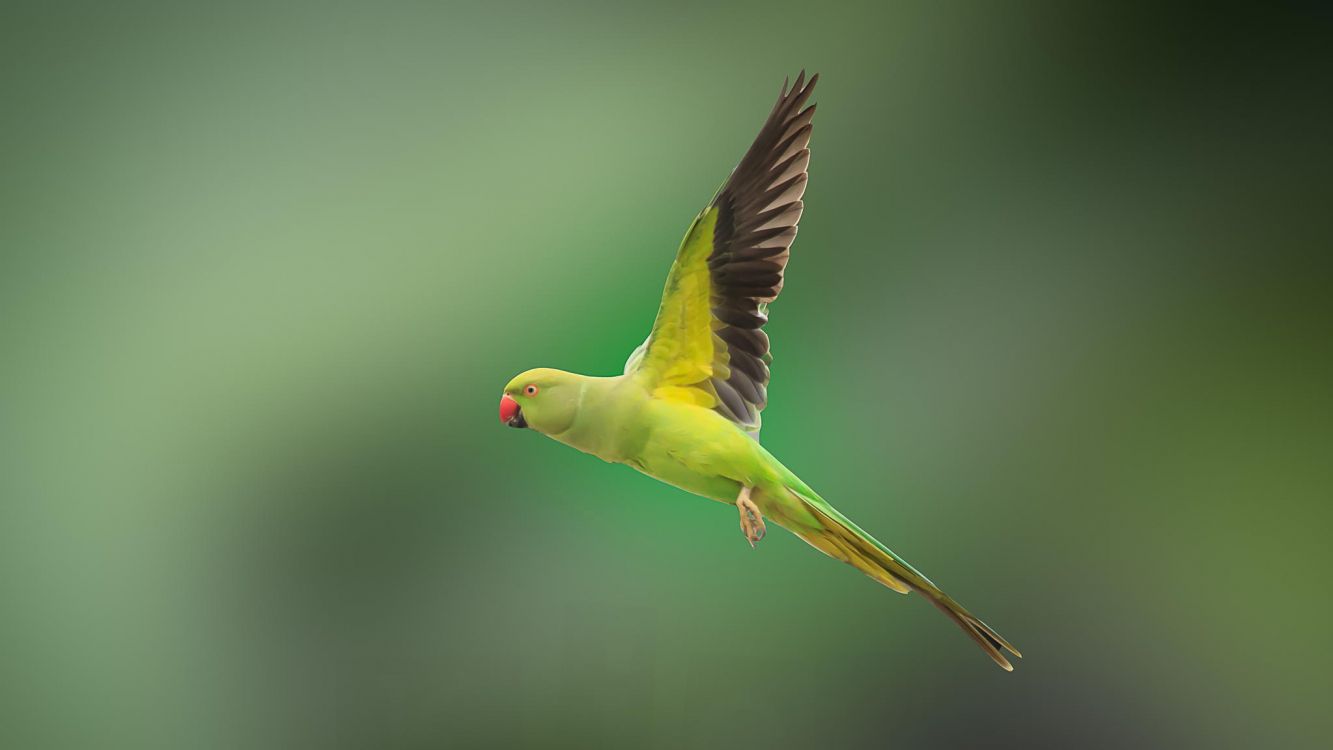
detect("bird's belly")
[627,449,742,504]
[621,397,778,503]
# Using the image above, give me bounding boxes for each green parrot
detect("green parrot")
[499,72,1021,671]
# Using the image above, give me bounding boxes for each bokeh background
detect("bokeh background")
[3,2,1330,748]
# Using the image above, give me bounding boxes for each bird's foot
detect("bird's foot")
[736,487,766,548]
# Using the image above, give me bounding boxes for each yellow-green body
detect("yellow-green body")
[545,373,808,518]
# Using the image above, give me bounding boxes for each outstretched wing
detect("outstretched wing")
[628,72,817,437]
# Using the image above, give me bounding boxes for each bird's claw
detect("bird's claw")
[737,490,766,548]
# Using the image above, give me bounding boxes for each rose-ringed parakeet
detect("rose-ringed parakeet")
[499,72,1021,671]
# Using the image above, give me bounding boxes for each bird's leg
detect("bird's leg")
[736,486,766,548]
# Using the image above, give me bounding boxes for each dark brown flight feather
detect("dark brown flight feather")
[706,71,817,431]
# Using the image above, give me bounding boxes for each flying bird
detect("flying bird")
[499,72,1021,670]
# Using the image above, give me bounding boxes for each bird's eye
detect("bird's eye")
[524,385,539,396]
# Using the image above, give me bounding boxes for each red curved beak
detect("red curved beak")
[499,394,520,424]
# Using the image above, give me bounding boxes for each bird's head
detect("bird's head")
[499,368,582,435]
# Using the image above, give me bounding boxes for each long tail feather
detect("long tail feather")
[786,488,1022,671]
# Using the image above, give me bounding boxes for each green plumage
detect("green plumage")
[501,73,1020,671]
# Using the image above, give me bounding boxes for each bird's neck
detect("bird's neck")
[546,374,647,463]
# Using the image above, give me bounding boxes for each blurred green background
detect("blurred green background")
[3,2,1330,748]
